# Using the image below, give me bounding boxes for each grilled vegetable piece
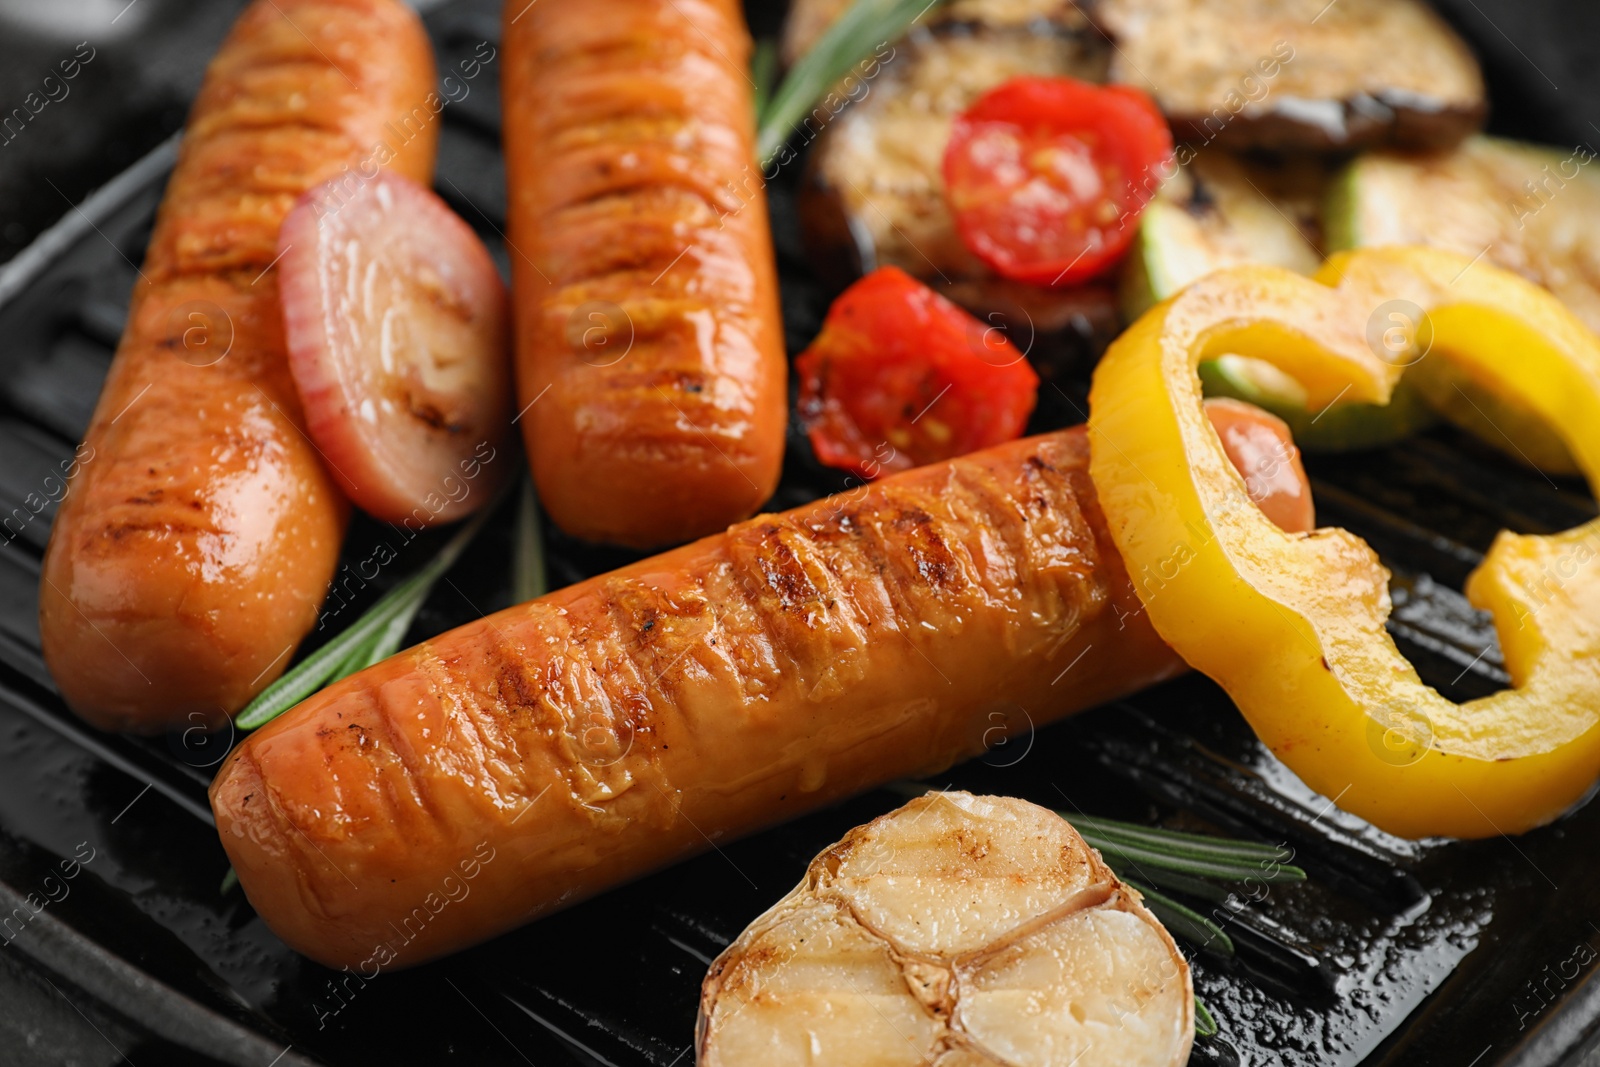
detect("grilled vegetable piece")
[796,267,1039,477]
[696,792,1194,1067]
[1126,152,1435,450]
[504,0,787,549]
[780,0,1093,68]
[38,0,437,733]
[1327,135,1600,473]
[1122,153,1323,319]
[1327,137,1600,332]
[278,172,512,524]
[1092,0,1484,151]
[210,410,1313,971]
[1089,246,1600,839]
[943,76,1172,286]
[1199,355,1437,452]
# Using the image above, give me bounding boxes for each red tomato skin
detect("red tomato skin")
[943,76,1174,287]
[797,268,1040,479]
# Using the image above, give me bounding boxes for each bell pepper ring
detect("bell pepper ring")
[1088,245,1600,839]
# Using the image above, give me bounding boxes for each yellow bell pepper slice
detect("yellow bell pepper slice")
[1088,246,1600,839]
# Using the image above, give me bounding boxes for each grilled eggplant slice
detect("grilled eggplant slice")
[1125,152,1434,449]
[1091,0,1485,151]
[697,792,1193,1067]
[1327,135,1600,472]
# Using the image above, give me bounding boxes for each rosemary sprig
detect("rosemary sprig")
[1072,813,1304,962]
[751,37,778,120]
[1079,837,1306,886]
[755,0,945,166]
[234,497,500,731]
[1070,814,1295,864]
[1194,997,1219,1039]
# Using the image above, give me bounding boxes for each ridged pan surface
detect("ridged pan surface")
[0,2,1596,1065]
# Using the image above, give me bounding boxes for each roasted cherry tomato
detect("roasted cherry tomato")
[278,172,512,524]
[943,76,1173,286]
[797,267,1039,478]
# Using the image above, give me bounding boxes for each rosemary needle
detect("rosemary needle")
[751,37,778,120]
[1083,838,1307,885]
[756,0,946,166]
[1070,813,1295,863]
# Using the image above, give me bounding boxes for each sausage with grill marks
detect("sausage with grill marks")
[503,0,787,549]
[39,0,437,732]
[209,404,1312,969]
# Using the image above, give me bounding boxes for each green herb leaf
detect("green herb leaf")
[512,479,548,604]
[751,37,778,120]
[1070,814,1294,864]
[220,867,239,896]
[234,497,500,732]
[756,0,945,166]
[1079,836,1306,885]
[1195,995,1219,1038]
[1095,859,1234,905]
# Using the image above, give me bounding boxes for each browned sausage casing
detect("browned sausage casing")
[211,428,1189,970]
[39,0,437,733]
[503,0,787,549]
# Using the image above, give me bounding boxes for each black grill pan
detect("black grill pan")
[1,2,1599,1065]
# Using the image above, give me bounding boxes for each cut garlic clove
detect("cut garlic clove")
[697,897,938,1066]
[824,790,1114,958]
[956,897,1193,1067]
[698,792,1193,1067]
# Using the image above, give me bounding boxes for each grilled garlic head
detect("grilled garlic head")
[697,792,1193,1067]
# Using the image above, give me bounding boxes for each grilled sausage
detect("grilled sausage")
[503,0,787,549]
[210,405,1311,970]
[39,0,438,733]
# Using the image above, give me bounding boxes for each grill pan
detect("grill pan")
[2,1,1599,1064]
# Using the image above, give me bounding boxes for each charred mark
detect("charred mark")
[497,660,544,715]
[892,507,958,588]
[756,527,819,610]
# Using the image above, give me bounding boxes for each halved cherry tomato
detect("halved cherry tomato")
[943,77,1173,287]
[278,172,512,524]
[797,267,1039,478]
